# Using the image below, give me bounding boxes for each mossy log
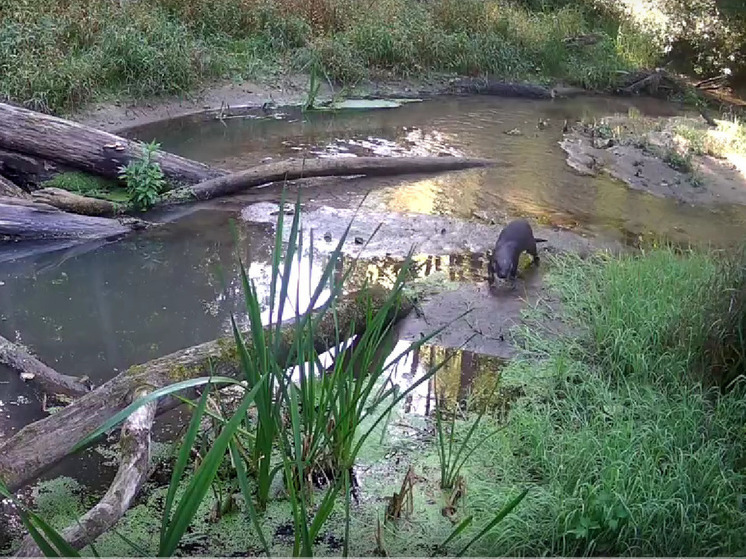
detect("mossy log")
[0,102,225,185]
[0,286,413,492]
[31,187,122,217]
[163,156,498,203]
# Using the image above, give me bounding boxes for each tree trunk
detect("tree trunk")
[0,148,61,191]
[0,103,225,186]
[163,156,498,203]
[0,286,412,492]
[0,197,142,241]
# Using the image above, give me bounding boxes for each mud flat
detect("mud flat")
[560,114,746,207]
[242,202,622,358]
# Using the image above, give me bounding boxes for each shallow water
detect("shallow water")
[3,94,746,490]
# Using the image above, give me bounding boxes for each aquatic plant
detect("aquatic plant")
[434,385,500,490]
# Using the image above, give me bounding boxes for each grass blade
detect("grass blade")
[456,488,529,557]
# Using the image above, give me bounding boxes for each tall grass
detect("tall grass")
[458,245,746,555]
[1,0,660,114]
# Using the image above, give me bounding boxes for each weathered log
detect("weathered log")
[0,197,136,241]
[0,286,413,492]
[0,174,27,198]
[0,148,61,191]
[14,387,157,557]
[32,187,121,217]
[0,102,225,185]
[0,334,90,398]
[163,156,498,203]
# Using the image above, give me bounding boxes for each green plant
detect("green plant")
[118,141,167,211]
[435,385,500,490]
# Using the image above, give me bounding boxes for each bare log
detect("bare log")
[0,197,137,241]
[164,156,498,203]
[0,102,225,185]
[0,174,27,198]
[0,286,413,492]
[32,187,121,217]
[15,387,157,557]
[0,334,90,398]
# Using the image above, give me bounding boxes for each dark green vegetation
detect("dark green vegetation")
[0,0,684,115]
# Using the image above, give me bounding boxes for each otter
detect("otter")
[488,219,547,286]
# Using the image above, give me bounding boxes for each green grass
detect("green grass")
[1,0,661,115]
[455,246,746,555]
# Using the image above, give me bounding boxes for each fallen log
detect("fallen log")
[31,187,122,217]
[14,387,157,557]
[0,286,413,492]
[163,156,498,203]
[0,334,91,398]
[0,102,225,186]
[447,78,558,99]
[0,197,141,241]
[0,174,27,198]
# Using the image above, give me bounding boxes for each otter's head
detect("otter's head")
[494,246,517,280]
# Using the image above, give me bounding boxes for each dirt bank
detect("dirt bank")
[74,74,461,133]
[560,114,746,207]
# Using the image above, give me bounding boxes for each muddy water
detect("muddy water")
[2,94,746,493]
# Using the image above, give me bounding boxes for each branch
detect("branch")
[0,334,90,398]
[14,387,157,557]
[163,156,498,204]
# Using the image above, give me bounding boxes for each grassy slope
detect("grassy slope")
[0,0,660,115]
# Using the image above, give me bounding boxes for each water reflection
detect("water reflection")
[126,95,746,247]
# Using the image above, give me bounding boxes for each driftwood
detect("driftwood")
[15,387,157,557]
[164,156,498,203]
[0,286,412,492]
[0,102,224,185]
[0,174,27,198]
[0,334,91,398]
[0,197,141,241]
[32,187,121,217]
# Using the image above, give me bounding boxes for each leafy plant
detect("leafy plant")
[118,141,167,211]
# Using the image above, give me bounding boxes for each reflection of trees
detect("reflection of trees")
[338,251,489,291]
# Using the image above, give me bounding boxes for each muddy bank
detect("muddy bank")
[242,202,621,357]
[75,73,579,134]
[560,114,746,207]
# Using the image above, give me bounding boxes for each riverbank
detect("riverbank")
[3,0,662,120]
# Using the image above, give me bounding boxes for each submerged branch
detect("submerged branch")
[0,333,91,398]
[163,156,499,204]
[14,388,157,557]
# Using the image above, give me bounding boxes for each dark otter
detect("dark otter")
[488,219,548,285]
